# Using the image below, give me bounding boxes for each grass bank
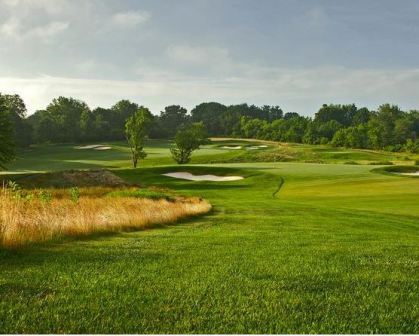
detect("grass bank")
[0,186,211,248]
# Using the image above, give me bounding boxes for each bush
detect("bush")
[39,190,52,204]
[319,137,329,145]
[405,139,419,154]
[171,122,208,164]
[384,144,404,152]
[379,165,418,173]
[69,187,80,203]
[369,161,394,165]
[344,161,359,165]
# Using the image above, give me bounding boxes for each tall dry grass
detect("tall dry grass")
[0,187,211,248]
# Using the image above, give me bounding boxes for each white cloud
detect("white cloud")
[111,11,151,28]
[0,17,20,37]
[1,66,419,116]
[0,17,69,41]
[0,0,70,14]
[29,21,69,39]
[0,0,71,41]
[167,45,230,65]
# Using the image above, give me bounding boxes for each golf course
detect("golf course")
[0,139,418,333]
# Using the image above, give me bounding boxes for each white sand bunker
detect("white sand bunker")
[247,145,269,150]
[222,146,242,149]
[75,144,111,150]
[395,171,419,176]
[163,172,244,182]
[75,144,104,149]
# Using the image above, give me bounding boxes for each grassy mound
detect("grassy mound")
[372,165,419,177]
[9,169,129,188]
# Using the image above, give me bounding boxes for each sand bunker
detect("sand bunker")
[222,146,242,149]
[75,144,104,149]
[74,144,112,150]
[74,145,112,150]
[163,172,244,182]
[247,145,269,150]
[395,171,419,176]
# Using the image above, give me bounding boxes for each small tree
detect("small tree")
[0,96,15,169]
[125,107,152,168]
[171,122,208,164]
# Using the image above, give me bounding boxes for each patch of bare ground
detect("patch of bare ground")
[13,169,129,189]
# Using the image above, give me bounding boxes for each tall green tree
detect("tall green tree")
[27,110,57,143]
[191,102,227,136]
[0,93,32,147]
[125,107,152,168]
[375,104,403,147]
[112,100,139,140]
[170,122,208,164]
[0,96,15,168]
[45,97,90,143]
[157,105,189,138]
[314,104,357,126]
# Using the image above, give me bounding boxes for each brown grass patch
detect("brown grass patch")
[0,187,211,248]
[13,169,128,188]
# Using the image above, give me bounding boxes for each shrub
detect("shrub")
[69,187,80,204]
[344,161,359,165]
[6,181,21,197]
[171,122,208,164]
[405,139,419,154]
[38,190,52,204]
[369,161,394,165]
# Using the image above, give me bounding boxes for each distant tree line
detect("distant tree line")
[238,104,419,153]
[1,93,419,166]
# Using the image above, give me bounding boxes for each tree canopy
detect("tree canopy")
[170,122,208,164]
[0,96,16,169]
[125,107,153,168]
[2,92,418,154]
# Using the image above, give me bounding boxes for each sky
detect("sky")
[0,0,419,116]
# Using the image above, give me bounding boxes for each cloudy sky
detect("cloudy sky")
[1,0,419,115]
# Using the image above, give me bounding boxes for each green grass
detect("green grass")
[6,138,418,174]
[0,140,418,333]
[373,164,419,176]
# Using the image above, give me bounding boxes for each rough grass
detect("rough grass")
[106,188,176,201]
[0,186,211,248]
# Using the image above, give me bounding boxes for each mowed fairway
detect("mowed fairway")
[0,141,418,333]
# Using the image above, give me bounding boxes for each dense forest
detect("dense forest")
[1,93,418,154]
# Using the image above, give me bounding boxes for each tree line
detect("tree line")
[1,93,419,167]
